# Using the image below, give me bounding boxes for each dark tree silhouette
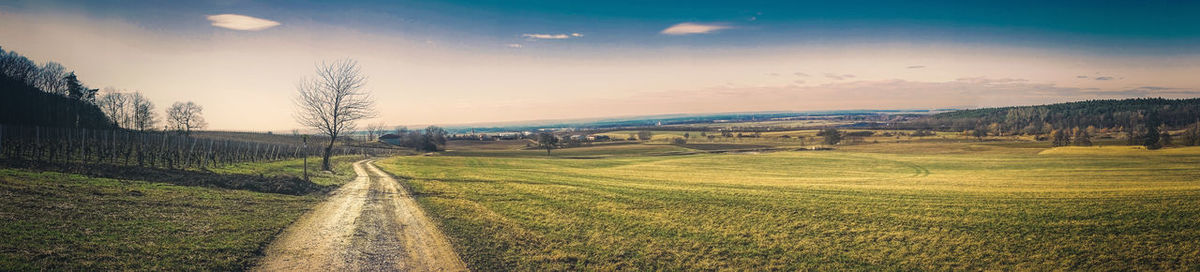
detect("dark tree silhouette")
[294,59,376,171]
[537,132,557,155]
[1143,112,1161,149]
[637,130,653,141]
[166,101,207,134]
[821,128,842,145]
[0,47,113,128]
[1051,129,1071,147]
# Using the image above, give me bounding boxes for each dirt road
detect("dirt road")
[255,159,467,271]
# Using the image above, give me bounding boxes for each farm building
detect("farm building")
[379,133,403,145]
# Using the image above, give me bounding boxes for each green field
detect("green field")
[378,142,1200,270]
[0,156,359,270]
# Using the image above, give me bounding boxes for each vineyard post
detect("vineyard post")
[206,139,213,168]
[188,137,197,168]
[302,135,309,182]
[111,130,117,163]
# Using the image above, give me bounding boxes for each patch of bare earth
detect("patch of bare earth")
[255,159,466,271]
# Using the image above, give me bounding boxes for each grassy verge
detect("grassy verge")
[210,155,360,187]
[0,155,361,270]
[378,143,1200,270]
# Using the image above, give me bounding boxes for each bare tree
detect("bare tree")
[37,62,67,95]
[0,49,39,85]
[130,92,157,131]
[97,89,130,128]
[294,59,376,171]
[166,101,207,134]
[365,122,387,142]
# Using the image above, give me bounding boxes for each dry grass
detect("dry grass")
[0,156,358,270]
[377,142,1200,271]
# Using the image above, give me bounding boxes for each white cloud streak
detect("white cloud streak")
[206,14,280,31]
[660,23,731,35]
[521,33,583,40]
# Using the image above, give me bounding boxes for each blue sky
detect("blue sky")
[2,0,1199,130]
[15,0,1200,52]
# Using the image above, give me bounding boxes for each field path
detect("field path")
[254,159,467,271]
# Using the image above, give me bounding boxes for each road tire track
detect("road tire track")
[255,159,467,271]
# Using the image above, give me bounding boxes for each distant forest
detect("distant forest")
[0,46,113,129]
[909,98,1200,133]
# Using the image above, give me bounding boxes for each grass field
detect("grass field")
[0,155,359,270]
[378,142,1200,270]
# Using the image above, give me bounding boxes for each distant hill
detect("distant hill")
[444,110,944,133]
[910,98,1200,132]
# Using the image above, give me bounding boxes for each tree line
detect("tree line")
[0,124,384,170]
[1,46,110,128]
[908,98,1200,149]
[2,45,208,133]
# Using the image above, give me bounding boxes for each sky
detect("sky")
[2,0,1199,131]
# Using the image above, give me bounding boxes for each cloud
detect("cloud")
[824,73,856,80]
[954,77,1027,84]
[1077,75,1088,78]
[1094,76,1115,80]
[794,72,810,77]
[521,33,583,40]
[906,65,926,69]
[206,14,280,31]
[660,23,731,35]
[506,43,523,48]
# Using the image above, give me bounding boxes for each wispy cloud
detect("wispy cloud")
[206,14,280,31]
[824,73,856,80]
[1094,76,1115,80]
[794,72,810,77]
[906,65,926,69]
[660,23,731,35]
[506,43,523,48]
[1077,75,1089,78]
[521,33,583,40]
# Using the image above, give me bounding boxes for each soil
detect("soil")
[254,159,467,271]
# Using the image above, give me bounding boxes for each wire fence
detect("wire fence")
[0,124,399,169]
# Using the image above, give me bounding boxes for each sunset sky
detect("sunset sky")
[2,0,1199,131]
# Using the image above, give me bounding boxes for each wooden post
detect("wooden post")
[302,135,309,182]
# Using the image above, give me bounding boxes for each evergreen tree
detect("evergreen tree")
[1144,111,1162,149]
[65,72,84,100]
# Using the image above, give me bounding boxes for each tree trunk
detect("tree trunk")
[322,137,335,171]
